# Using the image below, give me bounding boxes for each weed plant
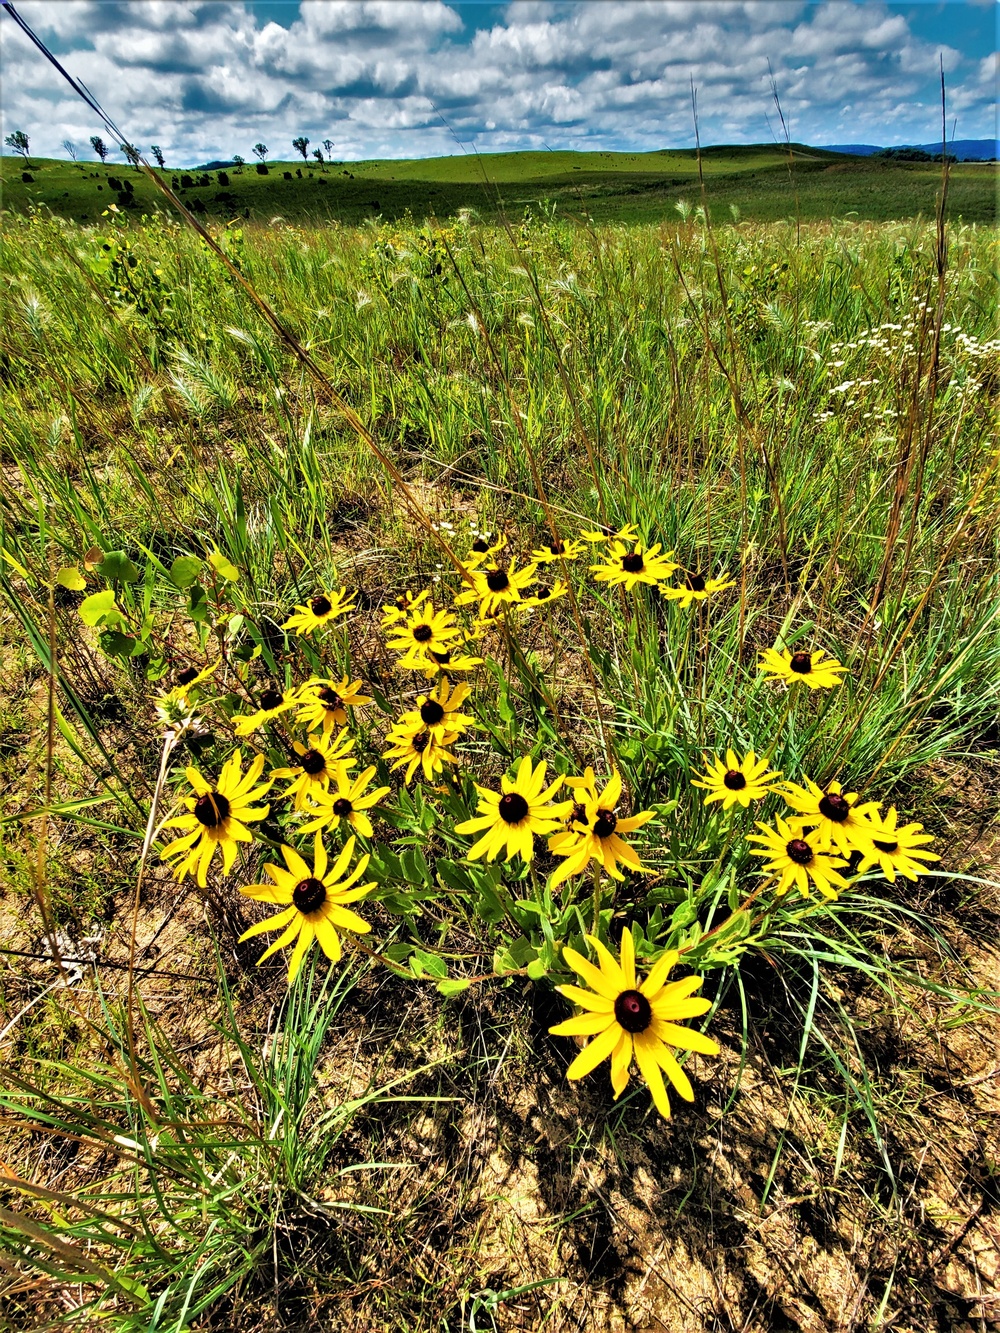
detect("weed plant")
[0,198,998,1328]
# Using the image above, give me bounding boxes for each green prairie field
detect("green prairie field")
[3,144,997,225]
[0,187,999,1332]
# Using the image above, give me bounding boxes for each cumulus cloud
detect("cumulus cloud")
[1,0,993,165]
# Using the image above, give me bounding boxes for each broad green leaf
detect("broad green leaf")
[188,583,210,623]
[208,550,240,582]
[169,555,203,589]
[437,977,471,997]
[100,631,138,658]
[56,566,86,591]
[79,589,120,628]
[98,550,140,583]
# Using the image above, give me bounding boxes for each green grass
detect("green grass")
[1,193,999,1330]
[3,144,996,226]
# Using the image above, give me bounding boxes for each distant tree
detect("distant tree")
[312,148,324,168]
[4,130,30,164]
[253,143,268,164]
[150,144,165,169]
[232,153,245,173]
[90,135,109,163]
[292,135,310,162]
[120,141,141,170]
[62,139,78,161]
[322,138,334,156]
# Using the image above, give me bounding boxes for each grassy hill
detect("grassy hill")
[2,144,995,225]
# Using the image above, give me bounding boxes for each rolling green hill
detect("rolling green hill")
[2,145,994,226]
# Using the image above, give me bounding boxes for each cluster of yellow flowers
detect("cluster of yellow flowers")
[155,520,939,1119]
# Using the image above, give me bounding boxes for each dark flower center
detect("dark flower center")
[571,803,587,826]
[259,688,283,712]
[874,838,899,854]
[318,687,342,710]
[301,749,327,776]
[593,809,618,839]
[789,651,813,675]
[430,649,451,665]
[292,876,327,914]
[547,540,565,555]
[621,552,644,573]
[535,588,551,600]
[723,770,747,790]
[411,731,430,753]
[412,623,433,643]
[786,838,814,865]
[818,792,850,822]
[471,538,490,553]
[498,792,529,824]
[194,792,230,827]
[614,989,652,1034]
[687,573,706,592]
[420,699,445,725]
[175,666,199,686]
[485,569,510,592]
[310,595,332,616]
[332,797,353,818]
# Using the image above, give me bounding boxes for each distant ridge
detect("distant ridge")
[192,159,236,171]
[822,139,996,161]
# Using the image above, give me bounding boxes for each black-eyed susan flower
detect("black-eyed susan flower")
[691,750,781,810]
[462,535,505,570]
[168,659,220,703]
[295,675,372,735]
[549,928,719,1119]
[238,835,373,983]
[271,729,356,810]
[380,589,430,629]
[547,772,655,888]
[385,599,463,662]
[155,659,220,729]
[747,817,850,900]
[383,723,458,784]
[759,646,848,690]
[455,757,572,863]
[160,751,271,886]
[415,645,485,679]
[531,537,585,565]
[454,560,537,618]
[780,778,879,857]
[856,807,939,883]
[523,579,570,608]
[398,677,474,742]
[233,686,296,736]
[299,766,391,838]
[282,588,357,636]
[580,522,640,545]
[590,541,677,592]
[661,572,735,608]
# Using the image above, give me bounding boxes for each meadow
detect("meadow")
[0,182,998,1331]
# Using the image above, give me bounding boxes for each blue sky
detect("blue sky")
[3,1,996,166]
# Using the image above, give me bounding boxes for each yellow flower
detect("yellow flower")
[282,588,357,636]
[660,572,735,608]
[531,536,585,564]
[455,757,572,863]
[590,541,678,592]
[780,778,879,857]
[549,928,719,1119]
[523,579,569,608]
[239,835,373,983]
[385,598,463,661]
[547,771,655,887]
[462,535,505,569]
[295,675,372,734]
[383,723,459,784]
[233,686,296,736]
[397,676,474,742]
[856,807,940,883]
[691,749,781,810]
[166,659,220,704]
[758,646,847,690]
[580,522,640,544]
[298,766,391,838]
[747,817,850,900]
[412,644,485,679]
[160,751,271,886]
[380,589,430,629]
[270,729,356,810]
[454,560,537,618]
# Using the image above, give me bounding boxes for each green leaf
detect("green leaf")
[99,631,138,658]
[207,550,240,582]
[169,555,203,589]
[98,550,140,583]
[56,566,86,591]
[410,948,448,979]
[526,958,548,981]
[437,977,471,997]
[188,583,210,623]
[79,589,120,628]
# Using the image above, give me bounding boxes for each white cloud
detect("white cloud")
[1,0,993,165]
